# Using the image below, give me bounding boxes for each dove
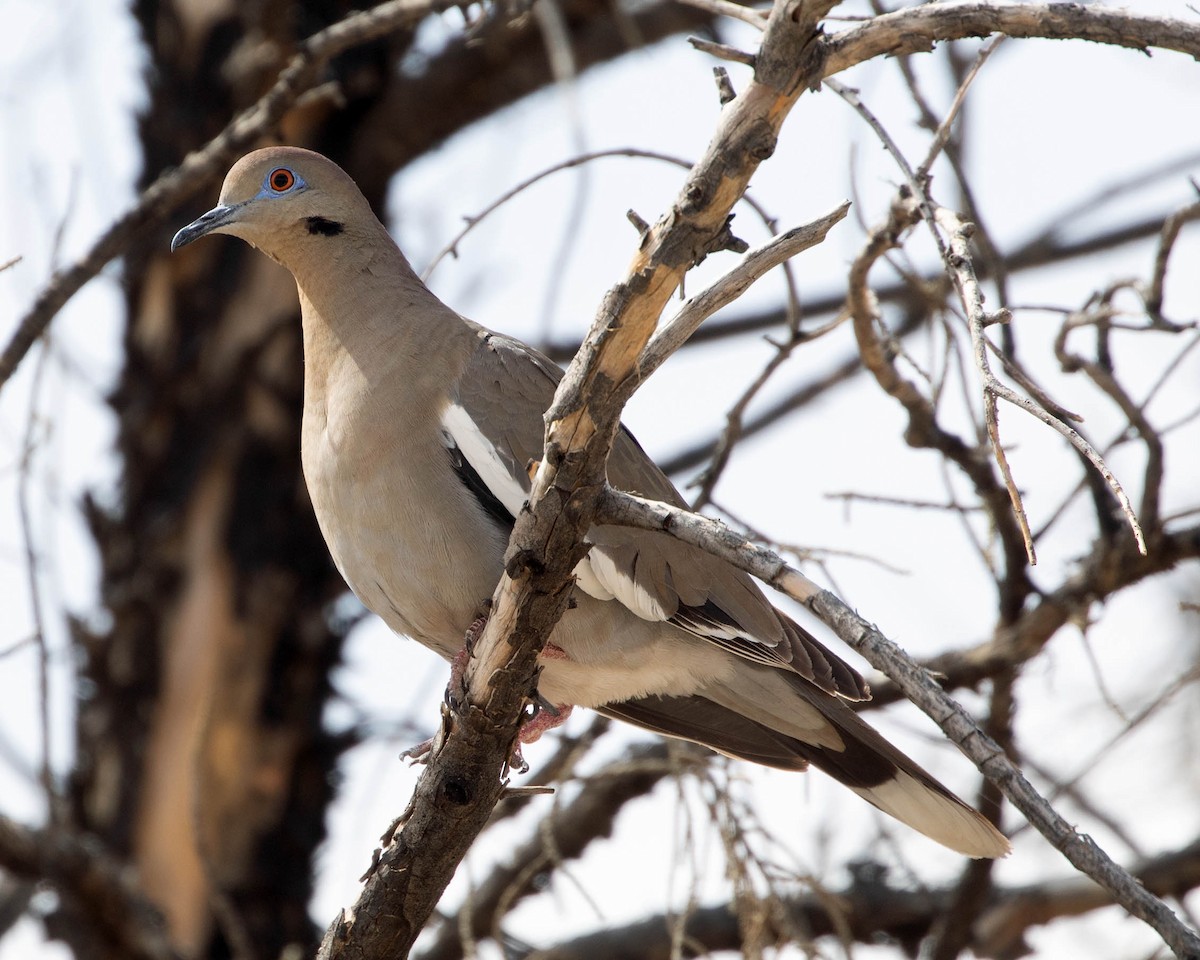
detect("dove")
[172,146,1009,858]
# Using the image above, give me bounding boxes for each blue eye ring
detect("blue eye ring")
[255,167,307,200]
[267,167,297,192]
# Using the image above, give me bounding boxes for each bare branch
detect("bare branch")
[421,149,697,280]
[16,342,57,816]
[914,35,1004,181]
[593,486,1200,958]
[526,837,1200,960]
[673,0,768,29]
[941,208,1148,555]
[937,209,1037,562]
[688,337,802,510]
[689,36,757,66]
[845,190,1035,603]
[826,4,1200,77]
[639,202,850,379]
[1145,200,1200,325]
[0,813,178,960]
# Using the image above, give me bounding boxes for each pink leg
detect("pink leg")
[518,640,571,742]
[507,701,573,774]
[404,611,574,769]
[445,612,491,702]
[507,641,571,770]
[518,702,573,744]
[512,641,572,771]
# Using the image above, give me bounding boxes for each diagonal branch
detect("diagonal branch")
[638,201,850,380]
[845,189,1036,619]
[937,207,1147,557]
[593,486,1200,958]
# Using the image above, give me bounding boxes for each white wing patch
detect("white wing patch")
[573,557,615,601]
[441,400,670,624]
[440,403,528,518]
[581,547,670,622]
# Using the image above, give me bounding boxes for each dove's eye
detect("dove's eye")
[267,168,296,192]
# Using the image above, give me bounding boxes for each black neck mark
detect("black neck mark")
[304,216,344,237]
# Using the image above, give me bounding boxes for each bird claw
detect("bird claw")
[400,736,436,765]
[506,745,530,775]
[503,702,571,773]
[463,604,491,654]
[444,606,493,709]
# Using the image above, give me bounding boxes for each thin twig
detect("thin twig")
[715,500,911,577]
[827,78,947,265]
[17,340,55,817]
[673,0,768,28]
[1023,663,1200,838]
[1032,321,1200,544]
[639,203,850,379]
[421,149,695,280]
[689,337,802,510]
[824,491,984,514]
[1053,295,1166,538]
[1144,201,1200,325]
[915,35,1004,180]
[689,36,757,65]
[940,207,1148,557]
[423,148,796,287]
[936,208,1037,562]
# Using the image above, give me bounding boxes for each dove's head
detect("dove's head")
[171,146,381,265]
